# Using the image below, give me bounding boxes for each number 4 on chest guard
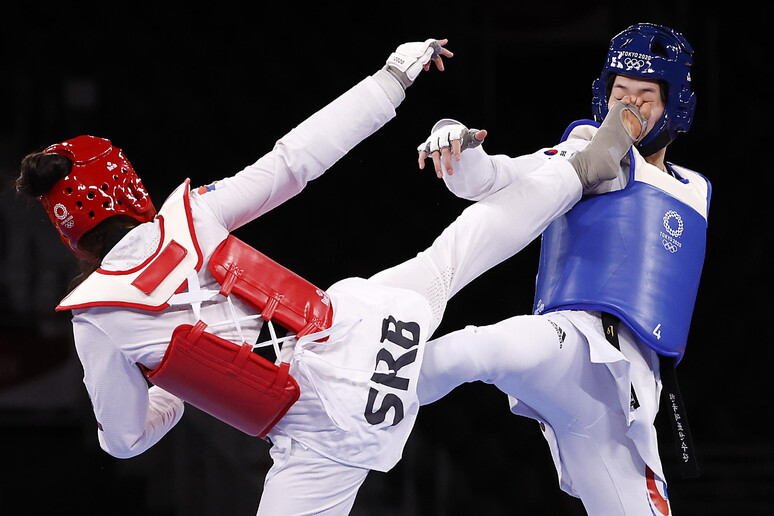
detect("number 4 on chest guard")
[364,316,420,427]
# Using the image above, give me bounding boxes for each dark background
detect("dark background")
[1,2,770,515]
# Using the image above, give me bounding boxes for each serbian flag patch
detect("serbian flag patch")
[195,182,219,195]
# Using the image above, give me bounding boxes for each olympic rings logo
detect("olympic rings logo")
[623,57,646,70]
[662,240,679,253]
[610,52,652,73]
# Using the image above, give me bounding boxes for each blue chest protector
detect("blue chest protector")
[533,122,710,362]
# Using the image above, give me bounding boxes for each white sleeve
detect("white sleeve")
[441,145,549,201]
[73,315,184,458]
[441,135,593,202]
[193,76,396,231]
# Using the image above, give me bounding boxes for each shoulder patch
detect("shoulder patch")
[194,182,219,195]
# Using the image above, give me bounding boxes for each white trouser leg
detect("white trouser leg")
[555,413,672,515]
[418,313,671,515]
[257,436,369,516]
[417,313,584,410]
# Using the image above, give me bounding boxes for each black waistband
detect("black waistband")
[602,312,700,479]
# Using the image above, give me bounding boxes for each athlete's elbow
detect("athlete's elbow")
[98,431,146,459]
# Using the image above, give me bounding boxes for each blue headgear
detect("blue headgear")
[591,23,695,156]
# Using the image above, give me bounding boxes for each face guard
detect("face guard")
[39,135,156,257]
[591,23,695,156]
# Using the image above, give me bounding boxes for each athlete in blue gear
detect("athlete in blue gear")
[416,23,708,515]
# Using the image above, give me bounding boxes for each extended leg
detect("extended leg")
[419,313,671,515]
[370,157,582,337]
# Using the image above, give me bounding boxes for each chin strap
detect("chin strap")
[637,130,672,157]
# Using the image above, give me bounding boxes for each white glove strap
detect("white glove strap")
[417,119,483,154]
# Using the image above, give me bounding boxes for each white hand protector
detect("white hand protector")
[417,119,484,155]
[385,39,445,88]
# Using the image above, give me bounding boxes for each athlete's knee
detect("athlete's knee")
[482,315,569,374]
[438,316,553,388]
[422,314,574,388]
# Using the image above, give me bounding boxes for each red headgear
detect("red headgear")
[39,135,157,257]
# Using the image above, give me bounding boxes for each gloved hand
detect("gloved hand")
[385,38,453,88]
[372,39,453,107]
[417,119,487,177]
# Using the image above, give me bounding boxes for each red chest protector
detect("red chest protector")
[144,234,335,438]
[209,235,334,340]
[145,319,299,438]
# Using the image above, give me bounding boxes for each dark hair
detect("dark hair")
[15,150,140,283]
[16,151,72,198]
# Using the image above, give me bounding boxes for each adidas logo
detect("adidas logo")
[549,320,566,348]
